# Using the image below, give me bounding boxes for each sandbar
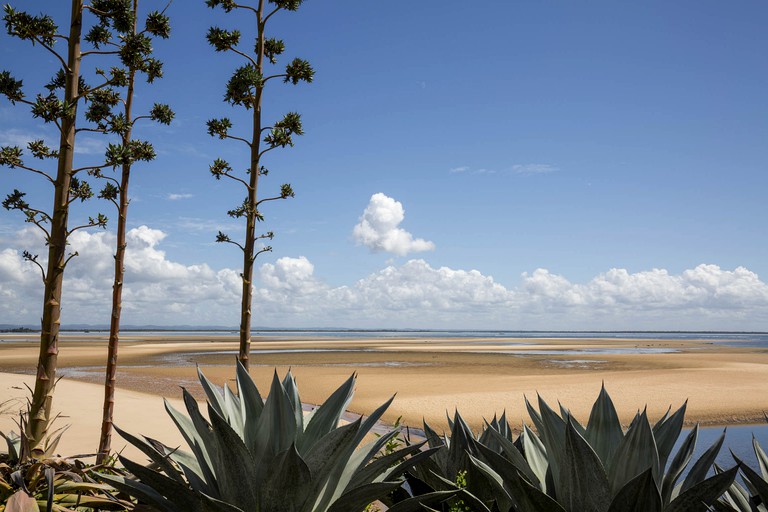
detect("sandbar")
[1,333,768,456]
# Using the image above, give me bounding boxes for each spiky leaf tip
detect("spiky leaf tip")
[206,0,237,12]
[280,183,294,199]
[3,5,58,46]
[85,24,113,48]
[274,112,303,135]
[99,182,120,201]
[90,0,135,34]
[207,26,240,51]
[264,38,285,64]
[209,158,232,179]
[69,177,94,202]
[0,146,23,167]
[284,58,314,85]
[27,140,58,160]
[150,103,174,125]
[145,11,170,39]
[2,189,29,211]
[224,64,263,108]
[0,70,24,103]
[206,118,232,139]
[270,0,304,12]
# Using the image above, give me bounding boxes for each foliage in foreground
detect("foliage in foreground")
[98,363,446,511]
[1,408,131,511]
[407,386,739,511]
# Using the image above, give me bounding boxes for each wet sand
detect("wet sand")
[2,333,768,456]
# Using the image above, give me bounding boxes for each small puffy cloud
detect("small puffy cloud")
[167,193,194,200]
[352,193,435,256]
[449,166,469,174]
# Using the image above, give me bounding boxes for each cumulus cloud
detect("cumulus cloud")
[352,193,435,256]
[1,225,767,330]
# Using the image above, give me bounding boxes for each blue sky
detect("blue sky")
[1,1,767,330]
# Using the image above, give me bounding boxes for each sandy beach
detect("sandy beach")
[2,333,768,456]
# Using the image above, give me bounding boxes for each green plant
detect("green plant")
[205,0,314,371]
[0,0,134,451]
[464,385,738,511]
[91,0,174,465]
[1,407,131,511]
[719,415,768,511]
[97,363,446,511]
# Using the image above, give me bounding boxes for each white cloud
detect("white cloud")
[352,193,435,257]
[1,225,767,330]
[167,193,194,201]
[511,163,558,174]
[73,136,107,155]
[449,166,469,174]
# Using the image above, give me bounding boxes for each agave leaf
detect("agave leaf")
[235,359,263,448]
[484,425,540,487]
[119,455,203,512]
[652,406,672,432]
[381,446,444,483]
[586,383,624,467]
[607,408,659,495]
[302,419,362,511]
[96,472,178,512]
[467,452,513,511]
[260,444,311,511]
[606,468,661,512]
[222,383,244,436]
[385,490,461,512]
[299,373,356,455]
[325,481,404,512]
[422,420,449,473]
[734,454,768,505]
[560,403,587,438]
[681,428,726,493]
[198,366,227,421]
[536,394,568,498]
[717,471,751,512]
[653,401,687,473]
[207,404,260,507]
[485,448,566,512]
[667,466,738,512]
[5,489,40,512]
[1,430,20,462]
[251,371,298,466]
[447,411,476,480]
[171,391,218,495]
[113,425,186,485]
[754,437,768,480]
[523,424,550,492]
[281,370,305,435]
[469,444,522,510]
[347,441,425,489]
[559,417,610,512]
[662,424,698,505]
[525,395,545,434]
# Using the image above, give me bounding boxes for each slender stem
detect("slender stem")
[97,0,139,464]
[26,0,84,452]
[14,165,55,184]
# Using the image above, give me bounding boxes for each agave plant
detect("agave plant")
[97,362,447,512]
[464,385,738,512]
[718,416,768,511]
[405,386,739,511]
[1,408,131,511]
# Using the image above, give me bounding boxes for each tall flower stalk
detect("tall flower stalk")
[206,0,313,369]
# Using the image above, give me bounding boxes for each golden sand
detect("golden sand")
[1,333,767,456]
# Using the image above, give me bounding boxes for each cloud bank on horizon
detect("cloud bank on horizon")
[2,215,767,331]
